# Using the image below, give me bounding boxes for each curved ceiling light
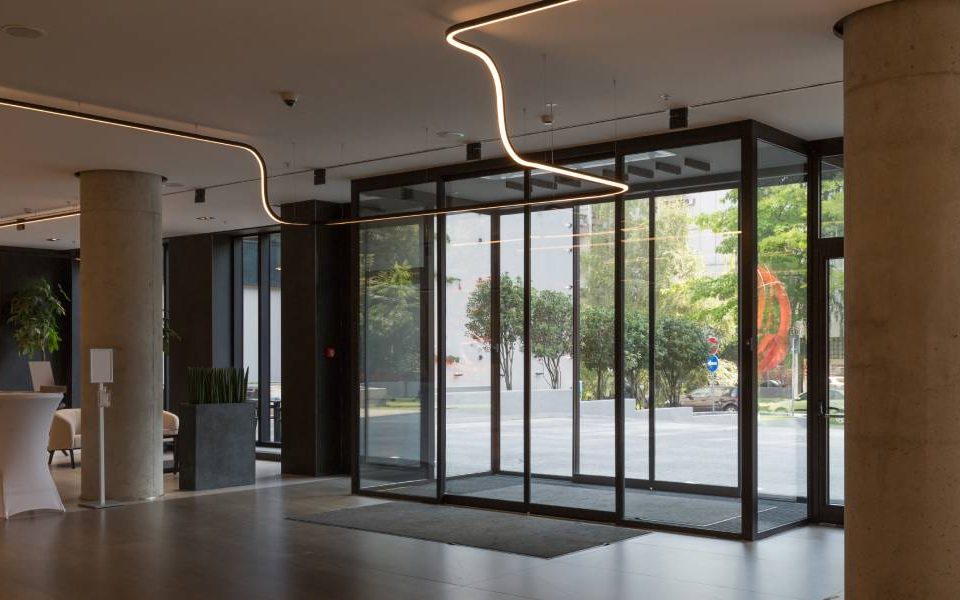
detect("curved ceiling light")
[446,0,627,200]
[0,96,306,229]
[325,0,627,226]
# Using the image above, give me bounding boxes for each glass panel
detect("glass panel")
[528,207,574,483]
[653,188,740,488]
[576,202,616,482]
[446,171,524,208]
[530,158,612,200]
[442,210,497,493]
[443,170,527,502]
[757,141,808,531]
[820,156,844,238]
[358,217,436,497]
[623,196,650,484]
[827,258,845,506]
[498,212,526,492]
[624,139,742,532]
[241,237,260,437]
[359,182,436,217]
[268,233,282,443]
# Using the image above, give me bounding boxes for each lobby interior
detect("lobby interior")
[0,0,956,598]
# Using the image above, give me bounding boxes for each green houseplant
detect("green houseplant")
[179,366,256,491]
[186,367,248,404]
[7,278,68,360]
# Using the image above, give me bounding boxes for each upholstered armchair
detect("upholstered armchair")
[162,411,179,436]
[47,408,81,469]
[48,409,181,470]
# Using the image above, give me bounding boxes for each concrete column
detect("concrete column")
[843,1,960,597]
[79,170,163,501]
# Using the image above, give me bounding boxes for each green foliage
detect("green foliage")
[162,311,180,355]
[359,223,425,381]
[655,316,709,407]
[820,170,844,238]
[530,289,573,389]
[624,312,650,406]
[694,180,809,380]
[579,305,613,399]
[187,367,249,405]
[362,260,422,378]
[6,278,68,360]
[464,275,524,390]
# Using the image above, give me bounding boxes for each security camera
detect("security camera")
[279,91,299,108]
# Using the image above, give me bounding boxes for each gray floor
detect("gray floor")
[377,473,808,534]
[0,477,844,600]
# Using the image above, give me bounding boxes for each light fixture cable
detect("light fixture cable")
[0,96,308,229]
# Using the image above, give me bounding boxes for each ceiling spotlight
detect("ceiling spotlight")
[196,216,215,221]
[2,24,46,39]
[194,188,206,203]
[46,237,60,242]
[436,131,465,141]
[279,91,299,108]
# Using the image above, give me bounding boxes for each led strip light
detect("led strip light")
[0,96,305,230]
[328,0,627,226]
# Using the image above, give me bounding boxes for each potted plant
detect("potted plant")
[7,278,68,360]
[179,367,256,491]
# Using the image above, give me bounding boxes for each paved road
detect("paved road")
[361,401,844,501]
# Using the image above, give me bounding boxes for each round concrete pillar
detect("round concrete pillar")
[79,170,164,501]
[843,1,960,597]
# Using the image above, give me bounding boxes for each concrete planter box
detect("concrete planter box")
[178,402,256,491]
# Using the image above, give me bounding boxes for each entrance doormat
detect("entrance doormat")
[289,501,649,559]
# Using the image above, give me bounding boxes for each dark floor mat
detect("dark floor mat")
[289,501,648,559]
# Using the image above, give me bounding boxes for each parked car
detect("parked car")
[768,389,844,415]
[680,386,738,412]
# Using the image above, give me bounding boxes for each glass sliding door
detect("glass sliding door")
[349,121,823,540]
[623,140,743,533]
[442,171,525,503]
[756,140,809,532]
[527,157,617,514]
[357,214,436,497]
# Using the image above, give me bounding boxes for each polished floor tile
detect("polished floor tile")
[0,477,843,600]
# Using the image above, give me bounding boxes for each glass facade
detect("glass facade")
[238,233,283,445]
[351,122,822,538]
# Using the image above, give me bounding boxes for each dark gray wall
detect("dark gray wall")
[0,246,75,403]
[281,201,351,476]
[167,234,233,413]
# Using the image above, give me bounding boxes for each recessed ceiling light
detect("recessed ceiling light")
[436,131,465,141]
[196,216,216,221]
[46,237,60,242]
[2,24,46,39]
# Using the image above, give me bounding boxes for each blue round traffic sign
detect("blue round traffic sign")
[706,355,720,373]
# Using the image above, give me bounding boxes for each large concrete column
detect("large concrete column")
[843,1,960,597]
[79,170,164,501]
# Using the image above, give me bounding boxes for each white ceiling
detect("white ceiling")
[0,0,876,249]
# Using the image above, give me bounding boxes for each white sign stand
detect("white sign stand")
[79,348,122,510]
